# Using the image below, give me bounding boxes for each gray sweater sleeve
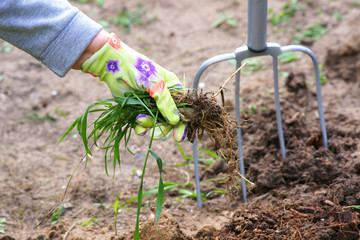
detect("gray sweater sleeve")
[0,0,102,77]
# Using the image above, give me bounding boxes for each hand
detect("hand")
[81,33,187,141]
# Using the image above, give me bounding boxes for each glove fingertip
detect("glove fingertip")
[168,114,180,126]
[150,124,173,140]
[173,123,188,142]
[135,125,147,136]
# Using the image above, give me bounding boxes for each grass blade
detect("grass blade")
[150,150,164,235]
[58,115,82,143]
[114,194,119,235]
[134,112,159,240]
[134,138,153,240]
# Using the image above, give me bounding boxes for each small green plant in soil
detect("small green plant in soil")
[131,168,138,176]
[247,105,257,115]
[268,0,302,26]
[25,112,57,122]
[0,41,13,53]
[0,218,6,234]
[241,105,257,115]
[81,216,99,227]
[293,22,328,44]
[176,189,204,202]
[109,2,158,33]
[175,142,219,167]
[228,58,265,76]
[54,108,68,118]
[94,200,106,210]
[334,10,344,21]
[51,204,65,224]
[212,13,238,28]
[279,71,290,79]
[241,104,268,115]
[278,52,301,64]
[119,182,200,208]
[319,64,328,85]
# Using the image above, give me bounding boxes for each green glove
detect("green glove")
[82,33,188,142]
[82,33,181,125]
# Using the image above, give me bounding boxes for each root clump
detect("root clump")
[173,90,253,196]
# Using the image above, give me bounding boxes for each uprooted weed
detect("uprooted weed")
[38,86,252,232]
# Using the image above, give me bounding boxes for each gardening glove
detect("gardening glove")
[82,33,180,125]
[82,33,187,141]
[135,114,188,142]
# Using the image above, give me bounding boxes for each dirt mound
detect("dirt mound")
[241,96,346,194]
[124,207,190,240]
[326,177,360,206]
[199,201,360,240]
[194,71,360,239]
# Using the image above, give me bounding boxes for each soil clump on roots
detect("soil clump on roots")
[173,90,252,195]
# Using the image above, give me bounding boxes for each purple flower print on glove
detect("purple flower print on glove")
[106,59,121,76]
[134,57,157,88]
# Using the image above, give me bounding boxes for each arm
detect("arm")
[0,0,103,77]
[0,1,187,141]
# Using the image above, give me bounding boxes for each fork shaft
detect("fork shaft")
[247,0,268,52]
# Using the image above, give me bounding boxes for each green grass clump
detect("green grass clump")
[110,3,158,33]
[228,58,265,76]
[51,204,65,224]
[212,13,238,28]
[293,22,328,44]
[268,0,302,26]
[279,52,301,64]
[0,218,6,234]
[25,112,57,122]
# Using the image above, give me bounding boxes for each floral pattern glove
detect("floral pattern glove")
[81,33,181,125]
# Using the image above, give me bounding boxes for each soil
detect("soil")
[1,0,360,239]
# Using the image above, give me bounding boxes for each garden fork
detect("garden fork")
[192,0,328,208]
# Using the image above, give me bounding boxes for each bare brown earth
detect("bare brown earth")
[1,0,360,239]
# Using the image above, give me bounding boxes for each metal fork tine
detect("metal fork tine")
[192,137,202,208]
[272,56,287,159]
[235,60,247,202]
